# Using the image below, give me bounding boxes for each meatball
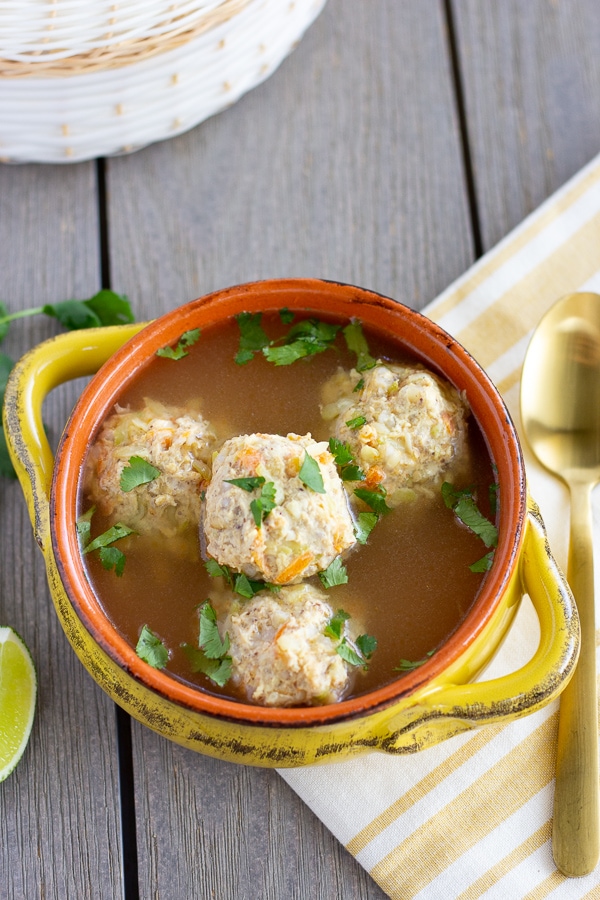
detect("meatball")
[84,398,218,538]
[321,362,468,503]
[224,584,353,706]
[203,432,356,584]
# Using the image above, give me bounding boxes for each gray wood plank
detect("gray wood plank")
[105,1,473,898]
[0,164,123,899]
[452,0,600,250]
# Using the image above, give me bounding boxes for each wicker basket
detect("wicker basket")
[0,0,327,163]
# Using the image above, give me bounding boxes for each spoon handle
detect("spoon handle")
[553,479,599,876]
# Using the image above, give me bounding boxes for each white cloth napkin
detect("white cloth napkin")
[279,151,600,899]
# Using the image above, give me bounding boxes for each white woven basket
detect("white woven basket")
[0,0,327,163]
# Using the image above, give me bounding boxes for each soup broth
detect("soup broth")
[79,310,497,703]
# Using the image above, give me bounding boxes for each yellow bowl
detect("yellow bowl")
[3,279,579,767]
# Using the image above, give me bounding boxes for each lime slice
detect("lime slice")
[0,626,36,781]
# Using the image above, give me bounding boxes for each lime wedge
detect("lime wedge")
[0,626,36,781]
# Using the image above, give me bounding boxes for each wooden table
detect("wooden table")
[2,2,599,897]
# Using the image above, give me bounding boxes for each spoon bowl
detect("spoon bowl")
[521,291,600,876]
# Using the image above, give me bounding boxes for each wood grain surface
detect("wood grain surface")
[1,1,599,898]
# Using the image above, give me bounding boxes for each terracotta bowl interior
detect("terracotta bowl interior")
[51,279,526,726]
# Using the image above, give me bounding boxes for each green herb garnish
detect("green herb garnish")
[263,319,340,366]
[83,522,135,554]
[394,650,434,672]
[319,557,349,589]
[156,328,200,360]
[328,437,365,482]
[298,451,326,493]
[250,481,277,527]
[469,551,495,573]
[120,455,161,492]
[204,560,278,597]
[136,625,169,669]
[356,634,378,659]
[324,609,351,640]
[0,290,134,478]
[80,519,134,577]
[225,475,266,492]
[346,415,367,430]
[354,486,392,516]
[181,601,232,687]
[99,546,127,576]
[354,511,379,545]
[343,321,377,372]
[336,638,370,669]
[353,378,365,393]
[441,482,498,548]
[279,307,295,324]
[234,312,270,364]
[76,506,96,548]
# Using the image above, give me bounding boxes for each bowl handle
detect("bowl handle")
[3,324,145,553]
[382,499,579,749]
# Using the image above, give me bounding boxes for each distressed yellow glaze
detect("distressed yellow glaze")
[3,311,579,768]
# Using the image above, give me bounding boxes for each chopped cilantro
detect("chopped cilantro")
[279,307,295,324]
[356,633,377,659]
[354,486,392,516]
[394,650,434,672]
[343,321,377,372]
[324,608,351,640]
[298,451,325,493]
[328,437,365,482]
[441,482,498,548]
[336,638,368,669]
[250,481,277,527]
[225,475,266,492]
[339,464,365,482]
[469,551,495,573]
[204,559,278,596]
[354,511,378,545]
[319,557,349,589]
[489,481,499,517]
[346,415,367,430]
[198,601,230,658]
[181,645,232,687]
[120,455,161,492]
[204,558,234,586]
[83,522,135,554]
[353,378,365,393]
[136,625,169,669]
[263,319,340,366]
[99,546,127,576]
[76,506,96,548]
[156,328,200,360]
[234,312,270,364]
[182,601,232,687]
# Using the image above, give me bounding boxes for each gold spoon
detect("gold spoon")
[521,292,600,876]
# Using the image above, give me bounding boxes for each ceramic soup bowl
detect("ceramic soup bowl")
[3,278,578,767]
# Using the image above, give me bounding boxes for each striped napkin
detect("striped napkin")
[279,152,600,899]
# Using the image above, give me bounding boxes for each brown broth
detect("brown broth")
[79,311,496,703]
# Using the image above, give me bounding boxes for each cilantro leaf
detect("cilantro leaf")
[250,481,277,527]
[120,455,161,492]
[346,415,367,429]
[279,308,295,324]
[225,476,266,492]
[354,487,392,516]
[156,328,200,360]
[136,625,169,669]
[205,558,234,585]
[469,550,495,573]
[319,557,349,589]
[328,437,354,467]
[394,650,434,672]
[182,644,232,687]
[356,633,377,659]
[298,451,325,493]
[343,321,377,372]
[354,511,378,545]
[234,312,270,365]
[263,319,340,366]
[79,289,135,326]
[83,522,135,554]
[198,601,230,659]
[76,506,96,548]
[324,608,351,641]
[339,464,365,482]
[99,546,126,576]
[336,638,368,669]
[441,482,498,548]
[43,290,134,330]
